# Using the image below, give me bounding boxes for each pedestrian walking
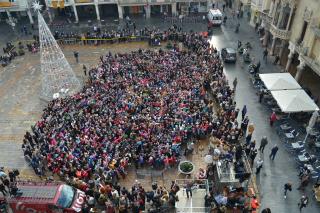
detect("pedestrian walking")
[259,136,268,153]
[269,144,279,160]
[283,182,292,199]
[222,4,225,12]
[241,105,247,120]
[185,178,193,199]
[241,116,249,134]
[261,208,271,213]
[74,51,79,63]
[83,64,87,76]
[255,158,263,175]
[270,111,277,126]
[259,89,265,103]
[233,77,238,91]
[298,195,309,212]
[263,48,268,62]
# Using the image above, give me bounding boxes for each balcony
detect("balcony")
[251,0,263,12]
[270,24,291,40]
[261,11,272,30]
[295,42,320,77]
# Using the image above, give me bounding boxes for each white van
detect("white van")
[207,9,223,26]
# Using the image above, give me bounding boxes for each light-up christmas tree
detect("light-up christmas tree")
[33,2,80,100]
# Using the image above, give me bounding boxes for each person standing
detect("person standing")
[259,136,268,153]
[270,111,277,126]
[241,105,247,120]
[263,48,268,62]
[273,55,280,65]
[298,195,309,212]
[0,181,7,196]
[255,158,263,175]
[83,64,87,76]
[250,196,260,213]
[74,51,79,63]
[269,144,279,160]
[283,182,292,199]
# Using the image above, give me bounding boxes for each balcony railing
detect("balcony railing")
[74,0,94,3]
[149,0,172,3]
[270,24,291,40]
[98,0,116,3]
[118,0,147,5]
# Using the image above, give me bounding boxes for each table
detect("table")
[298,154,309,162]
[315,142,320,148]
[291,142,304,149]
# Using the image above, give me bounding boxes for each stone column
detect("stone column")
[118,5,123,19]
[285,50,294,72]
[295,60,306,82]
[72,4,79,22]
[172,2,177,16]
[270,37,277,55]
[146,4,151,19]
[27,9,34,24]
[95,4,100,20]
[263,31,269,46]
[43,0,53,23]
[279,40,287,60]
[286,6,294,31]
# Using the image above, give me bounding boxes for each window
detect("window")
[298,21,308,44]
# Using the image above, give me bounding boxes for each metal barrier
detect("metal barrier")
[175,178,209,194]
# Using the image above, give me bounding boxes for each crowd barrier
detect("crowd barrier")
[14,31,209,48]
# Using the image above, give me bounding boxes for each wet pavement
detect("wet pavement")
[1,6,320,213]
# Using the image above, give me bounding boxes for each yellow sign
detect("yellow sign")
[51,0,64,8]
[0,2,12,7]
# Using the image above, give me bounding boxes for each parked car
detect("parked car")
[220,48,237,63]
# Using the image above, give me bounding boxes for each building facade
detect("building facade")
[247,0,320,103]
[0,0,34,24]
[44,0,214,22]
[0,0,216,24]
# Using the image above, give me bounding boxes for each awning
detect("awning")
[259,73,301,90]
[271,90,319,113]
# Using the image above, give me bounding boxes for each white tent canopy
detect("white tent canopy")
[259,73,301,90]
[271,90,319,113]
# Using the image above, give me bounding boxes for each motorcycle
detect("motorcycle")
[245,42,252,49]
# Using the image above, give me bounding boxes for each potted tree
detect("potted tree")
[178,161,195,175]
